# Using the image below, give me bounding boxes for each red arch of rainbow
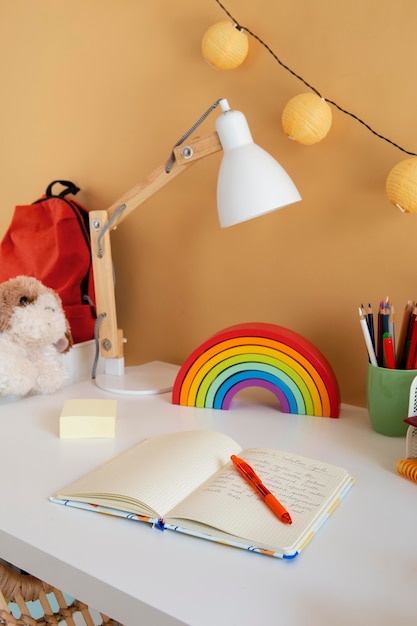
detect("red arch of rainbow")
[172,322,340,418]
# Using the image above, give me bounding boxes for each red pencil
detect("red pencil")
[406,315,417,369]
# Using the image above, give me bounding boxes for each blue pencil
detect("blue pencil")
[377,301,384,366]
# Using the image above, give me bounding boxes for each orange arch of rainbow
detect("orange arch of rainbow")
[172,322,340,417]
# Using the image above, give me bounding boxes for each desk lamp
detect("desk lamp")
[89,98,301,395]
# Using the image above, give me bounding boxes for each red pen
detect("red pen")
[230,455,292,524]
[383,334,395,369]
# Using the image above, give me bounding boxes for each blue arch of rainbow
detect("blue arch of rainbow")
[172,322,340,417]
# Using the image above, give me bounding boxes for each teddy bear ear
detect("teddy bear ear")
[0,314,8,333]
[0,287,11,332]
[65,327,74,352]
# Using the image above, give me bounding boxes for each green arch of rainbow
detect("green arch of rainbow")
[172,322,340,418]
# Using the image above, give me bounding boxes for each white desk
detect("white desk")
[0,380,415,626]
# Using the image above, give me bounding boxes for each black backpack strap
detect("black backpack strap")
[33,183,89,246]
[45,180,80,198]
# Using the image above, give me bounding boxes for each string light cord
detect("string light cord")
[214,0,417,157]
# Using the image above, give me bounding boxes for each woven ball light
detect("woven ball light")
[202,21,249,71]
[282,93,332,145]
[386,158,417,213]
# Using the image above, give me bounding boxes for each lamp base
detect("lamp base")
[94,361,180,396]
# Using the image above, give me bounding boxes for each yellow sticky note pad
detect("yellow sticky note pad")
[59,399,117,439]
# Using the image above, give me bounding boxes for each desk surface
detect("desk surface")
[0,381,415,626]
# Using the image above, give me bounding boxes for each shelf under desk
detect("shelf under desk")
[0,380,414,626]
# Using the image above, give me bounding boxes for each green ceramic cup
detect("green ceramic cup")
[366,363,417,436]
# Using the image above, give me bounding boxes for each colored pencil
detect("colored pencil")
[406,311,417,370]
[367,303,375,351]
[359,307,378,366]
[396,300,413,368]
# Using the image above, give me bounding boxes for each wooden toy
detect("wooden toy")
[172,322,340,417]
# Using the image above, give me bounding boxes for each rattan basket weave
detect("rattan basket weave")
[0,560,121,625]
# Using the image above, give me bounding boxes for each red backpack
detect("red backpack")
[0,180,96,343]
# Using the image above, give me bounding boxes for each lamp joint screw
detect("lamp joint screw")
[101,339,112,351]
[181,146,194,160]
[92,218,102,231]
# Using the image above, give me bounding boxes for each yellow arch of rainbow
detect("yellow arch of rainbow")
[172,322,340,418]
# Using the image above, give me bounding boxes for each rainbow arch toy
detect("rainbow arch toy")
[172,322,340,417]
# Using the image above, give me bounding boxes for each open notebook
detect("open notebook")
[51,429,353,559]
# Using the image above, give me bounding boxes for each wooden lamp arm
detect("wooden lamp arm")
[89,131,222,361]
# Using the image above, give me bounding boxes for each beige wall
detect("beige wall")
[1,0,417,407]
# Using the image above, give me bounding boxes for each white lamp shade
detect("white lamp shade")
[215,102,302,228]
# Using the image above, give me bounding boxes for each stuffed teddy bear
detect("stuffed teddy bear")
[0,275,73,397]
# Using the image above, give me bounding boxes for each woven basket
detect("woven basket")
[0,560,121,625]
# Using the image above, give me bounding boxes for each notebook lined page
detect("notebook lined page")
[57,430,242,517]
[168,448,351,550]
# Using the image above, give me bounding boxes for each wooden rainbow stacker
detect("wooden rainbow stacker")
[172,322,340,418]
